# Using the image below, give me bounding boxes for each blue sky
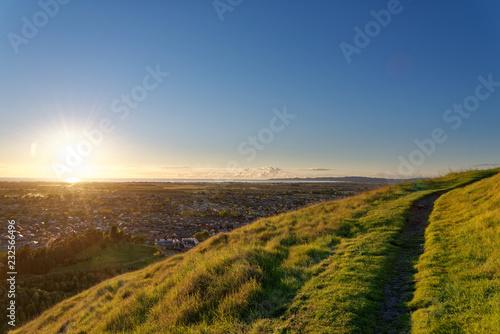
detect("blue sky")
[1,0,500,180]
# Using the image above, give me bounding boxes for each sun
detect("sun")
[43,130,98,181]
[65,177,81,183]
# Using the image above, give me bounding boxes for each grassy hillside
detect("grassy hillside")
[410,171,500,333]
[11,169,498,334]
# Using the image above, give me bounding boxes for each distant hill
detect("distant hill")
[12,169,500,334]
[268,176,418,184]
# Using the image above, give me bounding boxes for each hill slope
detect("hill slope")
[410,171,500,333]
[11,169,499,333]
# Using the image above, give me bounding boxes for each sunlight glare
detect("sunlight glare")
[65,177,81,183]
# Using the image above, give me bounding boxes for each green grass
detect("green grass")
[410,171,500,333]
[47,241,159,274]
[10,169,499,334]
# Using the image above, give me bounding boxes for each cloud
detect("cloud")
[210,166,289,179]
[158,166,192,170]
[255,166,283,178]
[297,168,333,171]
[256,166,282,173]
[235,167,282,178]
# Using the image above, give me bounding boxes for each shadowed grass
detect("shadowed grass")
[47,241,159,274]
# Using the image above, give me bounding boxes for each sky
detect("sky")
[1,0,500,181]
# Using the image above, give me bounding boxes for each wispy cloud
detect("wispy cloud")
[298,168,333,171]
[158,166,192,170]
[220,166,289,179]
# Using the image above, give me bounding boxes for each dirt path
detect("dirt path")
[377,193,442,334]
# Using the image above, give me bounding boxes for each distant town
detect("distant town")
[0,180,387,252]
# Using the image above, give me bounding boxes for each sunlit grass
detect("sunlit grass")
[410,171,500,333]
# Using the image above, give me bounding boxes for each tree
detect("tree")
[86,228,103,245]
[110,225,120,241]
[218,209,230,218]
[194,230,210,242]
[181,210,194,217]
[32,291,40,303]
